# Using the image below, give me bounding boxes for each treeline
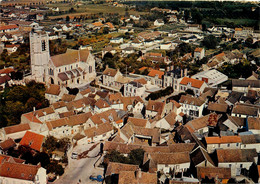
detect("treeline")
[145,87,174,101]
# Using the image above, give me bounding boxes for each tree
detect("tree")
[185,89,195,96]
[128,149,145,167]
[202,35,219,49]
[66,16,70,22]
[244,37,253,48]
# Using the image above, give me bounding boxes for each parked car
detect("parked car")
[71,152,78,159]
[89,175,103,182]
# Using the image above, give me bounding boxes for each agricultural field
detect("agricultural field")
[46,3,148,19]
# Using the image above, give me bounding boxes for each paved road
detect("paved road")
[54,144,104,184]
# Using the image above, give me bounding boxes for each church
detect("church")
[29,29,96,88]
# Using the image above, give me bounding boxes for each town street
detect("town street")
[54,143,104,184]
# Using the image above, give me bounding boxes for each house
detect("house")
[0,75,12,90]
[102,66,122,87]
[191,69,228,87]
[222,115,245,133]
[216,149,258,176]
[0,123,31,141]
[94,99,111,113]
[105,162,139,183]
[153,111,177,130]
[123,81,146,98]
[121,96,144,114]
[19,131,45,152]
[194,48,205,60]
[143,152,190,174]
[83,123,113,143]
[231,103,259,118]
[154,19,164,26]
[147,69,164,88]
[146,100,166,119]
[163,67,187,89]
[118,169,157,184]
[205,136,242,153]
[0,24,19,33]
[232,79,260,93]
[46,112,92,139]
[45,84,68,104]
[114,122,160,146]
[122,47,135,55]
[196,167,231,183]
[131,38,143,48]
[190,146,215,168]
[184,113,219,135]
[240,134,260,153]
[0,138,16,154]
[207,102,229,114]
[247,117,260,134]
[0,158,47,184]
[179,95,206,119]
[127,117,151,128]
[179,77,207,96]
[110,37,123,44]
[130,15,140,21]
[234,27,254,39]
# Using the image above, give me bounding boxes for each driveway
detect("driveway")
[54,143,104,184]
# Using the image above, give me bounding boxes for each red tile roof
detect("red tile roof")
[148,69,164,79]
[205,136,242,144]
[180,77,205,89]
[4,124,30,135]
[19,131,44,152]
[0,24,18,31]
[0,161,41,181]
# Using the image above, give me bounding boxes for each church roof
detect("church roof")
[51,49,90,67]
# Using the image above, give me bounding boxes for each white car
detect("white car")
[71,152,78,159]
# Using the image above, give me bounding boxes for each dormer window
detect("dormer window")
[152,105,155,110]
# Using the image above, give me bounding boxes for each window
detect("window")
[236,143,239,147]
[229,164,231,168]
[227,144,230,147]
[89,66,92,73]
[240,164,243,168]
[41,40,46,51]
[244,145,246,148]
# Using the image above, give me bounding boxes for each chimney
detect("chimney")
[181,69,183,78]
[106,65,109,69]
[137,168,142,179]
[184,68,188,77]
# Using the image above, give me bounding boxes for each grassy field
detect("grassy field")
[46,3,148,19]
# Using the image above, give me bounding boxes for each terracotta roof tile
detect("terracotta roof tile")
[106,162,138,176]
[0,138,16,151]
[197,167,231,180]
[0,161,40,181]
[22,112,42,124]
[95,99,110,109]
[19,131,44,151]
[4,124,30,135]
[217,149,257,163]
[102,67,118,77]
[205,136,242,144]
[127,117,148,127]
[148,69,164,79]
[180,77,205,89]
[46,84,60,95]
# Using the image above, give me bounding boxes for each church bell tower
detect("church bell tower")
[30,29,50,83]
